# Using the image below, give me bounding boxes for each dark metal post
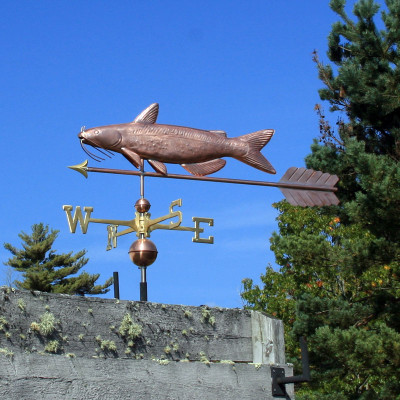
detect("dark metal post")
[271,336,311,397]
[140,282,148,301]
[113,271,120,300]
[140,266,147,301]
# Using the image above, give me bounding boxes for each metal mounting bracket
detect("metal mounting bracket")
[271,337,311,398]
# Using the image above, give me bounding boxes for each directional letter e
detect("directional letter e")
[62,205,93,234]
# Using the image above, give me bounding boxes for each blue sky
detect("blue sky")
[0,0,379,307]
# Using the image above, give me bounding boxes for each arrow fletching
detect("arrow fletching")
[279,167,339,207]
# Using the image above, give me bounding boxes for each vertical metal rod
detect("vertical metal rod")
[139,163,145,241]
[140,162,144,199]
[113,271,120,300]
[138,161,147,301]
[140,266,147,282]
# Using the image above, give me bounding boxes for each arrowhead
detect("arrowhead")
[68,160,88,178]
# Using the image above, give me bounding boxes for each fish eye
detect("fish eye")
[94,130,100,135]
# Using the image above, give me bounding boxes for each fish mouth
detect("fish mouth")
[79,136,114,162]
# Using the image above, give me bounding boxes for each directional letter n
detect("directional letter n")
[62,205,93,234]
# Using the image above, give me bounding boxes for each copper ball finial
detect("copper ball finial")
[128,238,158,267]
[135,198,151,213]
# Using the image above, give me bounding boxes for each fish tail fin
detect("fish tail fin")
[235,129,276,174]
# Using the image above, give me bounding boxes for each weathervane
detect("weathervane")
[64,103,339,301]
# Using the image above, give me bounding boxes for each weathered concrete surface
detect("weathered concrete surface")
[0,286,285,363]
[251,311,286,365]
[0,287,294,399]
[0,353,294,400]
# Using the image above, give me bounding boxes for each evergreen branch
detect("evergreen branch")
[3,223,112,295]
[357,375,371,394]
[353,314,374,327]
[312,51,336,93]
[338,44,352,52]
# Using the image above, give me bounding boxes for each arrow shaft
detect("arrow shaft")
[84,166,337,193]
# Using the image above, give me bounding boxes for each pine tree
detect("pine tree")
[3,223,113,295]
[242,1,400,398]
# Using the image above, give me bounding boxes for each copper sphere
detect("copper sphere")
[128,239,158,267]
[135,198,151,213]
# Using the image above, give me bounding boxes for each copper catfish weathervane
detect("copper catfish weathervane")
[78,103,276,176]
[65,103,340,301]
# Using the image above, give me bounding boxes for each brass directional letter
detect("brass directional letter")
[107,225,118,251]
[62,205,93,234]
[192,217,214,244]
[168,199,183,229]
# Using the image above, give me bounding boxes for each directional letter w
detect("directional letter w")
[62,205,93,234]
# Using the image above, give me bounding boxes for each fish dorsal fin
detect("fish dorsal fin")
[133,103,159,124]
[210,130,227,137]
[181,159,226,176]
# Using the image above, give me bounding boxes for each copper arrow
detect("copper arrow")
[68,161,339,207]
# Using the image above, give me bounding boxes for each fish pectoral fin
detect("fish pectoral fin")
[181,159,226,176]
[121,148,143,169]
[133,103,159,124]
[148,159,167,175]
[209,130,227,137]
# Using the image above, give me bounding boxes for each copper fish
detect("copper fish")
[78,103,276,176]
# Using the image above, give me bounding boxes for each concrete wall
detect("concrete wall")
[0,287,294,399]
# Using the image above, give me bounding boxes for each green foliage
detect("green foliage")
[3,223,113,295]
[44,340,60,354]
[199,351,210,365]
[100,340,117,352]
[118,313,142,342]
[0,347,14,360]
[17,299,26,312]
[172,342,179,351]
[0,317,8,332]
[36,312,56,336]
[201,307,216,326]
[242,1,400,398]
[96,336,117,353]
